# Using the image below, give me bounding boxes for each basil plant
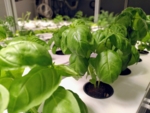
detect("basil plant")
[0,27,88,113]
[115,7,149,52]
[57,21,125,85]
[136,15,150,51]
[59,8,147,86]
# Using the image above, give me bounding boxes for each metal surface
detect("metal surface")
[4,0,18,31]
[94,0,101,23]
[124,0,128,9]
[137,82,150,113]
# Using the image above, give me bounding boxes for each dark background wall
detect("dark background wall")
[76,0,150,16]
[9,0,150,19]
[77,0,94,16]
[100,0,124,14]
[128,0,150,14]
[77,0,125,16]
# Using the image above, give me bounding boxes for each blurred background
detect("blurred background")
[1,0,150,20]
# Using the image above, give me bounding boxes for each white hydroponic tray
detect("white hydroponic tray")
[53,53,150,113]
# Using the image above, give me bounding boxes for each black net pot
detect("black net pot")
[83,81,114,99]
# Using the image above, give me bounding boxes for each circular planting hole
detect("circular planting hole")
[120,68,131,76]
[55,50,64,55]
[83,81,114,99]
[138,50,149,54]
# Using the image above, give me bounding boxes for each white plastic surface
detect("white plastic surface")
[59,53,150,113]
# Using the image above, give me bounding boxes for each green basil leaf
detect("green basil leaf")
[43,86,88,113]
[109,33,132,55]
[142,32,150,42]
[72,19,86,25]
[132,17,148,39]
[8,66,61,113]
[139,32,150,50]
[117,50,132,71]
[51,44,57,54]
[109,23,127,37]
[0,41,52,69]
[92,29,111,52]
[54,64,80,77]
[128,46,140,65]
[0,67,25,78]
[69,90,88,113]
[53,26,68,47]
[69,54,89,76]
[88,63,97,85]
[6,35,47,48]
[66,25,93,57]
[19,30,35,36]
[92,29,106,45]
[0,84,9,113]
[122,7,147,19]
[146,20,150,30]
[61,29,71,54]
[128,30,139,45]
[0,77,14,89]
[94,50,122,84]
[49,26,69,54]
[115,12,132,27]
[0,26,6,40]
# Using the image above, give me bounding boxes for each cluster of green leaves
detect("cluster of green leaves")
[49,11,118,54]
[48,25,69,54]
[53,14,64,24]
[16,30,35,36]
[0,26,7,41]
[18,11,31,31]
[71,11,95,26]
[137,33,150,51]
[74,11,84,18]
[115,7,148,45]
[49,7,148,87]
[0,27,88,113]
[52,11,93,26]
[34,10,116,35]
[18,11,31,23]
[97,10,117,28]
[34,28,58,34]
[15,28,57,37]
[0,16,16,37]
[59,20,132,85]
[69,10,117,28]
[137,15,150,51]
